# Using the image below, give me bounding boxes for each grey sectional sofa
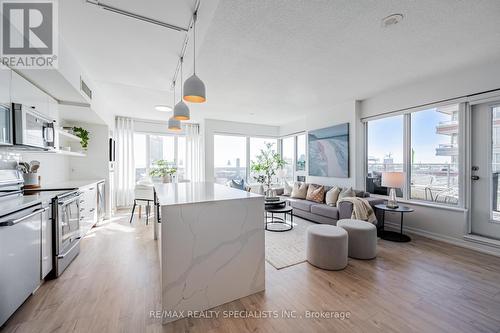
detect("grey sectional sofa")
[282,185,384,226]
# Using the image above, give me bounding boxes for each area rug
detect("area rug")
[265,217,315,270]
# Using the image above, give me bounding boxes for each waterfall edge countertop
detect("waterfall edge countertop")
[153,181,263,206]
[154,182,265,325]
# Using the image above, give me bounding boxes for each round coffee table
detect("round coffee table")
[265,206,293,232]
[265,198,291,232]
[374,204,414,242]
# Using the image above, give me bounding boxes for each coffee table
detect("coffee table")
[265,199,293,232]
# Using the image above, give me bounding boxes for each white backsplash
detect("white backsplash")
[0,151,70,186]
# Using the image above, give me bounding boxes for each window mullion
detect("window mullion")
[404,114,411,201]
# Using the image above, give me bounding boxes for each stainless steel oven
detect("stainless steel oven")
[54,190,81,277]
[12,103,54,150]
[0,104,12,146]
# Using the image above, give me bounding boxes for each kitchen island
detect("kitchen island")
[153,182,265,324]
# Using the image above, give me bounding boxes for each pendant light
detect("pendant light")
[168,81,182,131]
[173,57,190,120]
[183,12,206,103]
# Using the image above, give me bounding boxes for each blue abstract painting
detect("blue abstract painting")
[308,123,349,178]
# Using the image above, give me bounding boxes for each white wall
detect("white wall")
[360,58,500,119]
[358,58,500,256]
[203,119,280,182]
[279,100,358,188]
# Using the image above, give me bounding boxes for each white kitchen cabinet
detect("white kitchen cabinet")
[79,184,97,236]
[10,71,50,119]
[0,68,11,104]
[41,206,52,279]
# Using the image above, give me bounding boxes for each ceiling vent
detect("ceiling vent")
[80,77,92,100]
[382,14,404,28]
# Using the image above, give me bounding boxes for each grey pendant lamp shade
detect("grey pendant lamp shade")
[168,117,181,131]
[183,12,206,103]
[173,58,190,120]
[168,82,182,131]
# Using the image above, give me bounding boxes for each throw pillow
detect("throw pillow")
[337,187,355,203]
[325,186,341,206]
[230,179,245,191]
[291,182,308,199]
[306,184,325,203]
[283,181,293,196]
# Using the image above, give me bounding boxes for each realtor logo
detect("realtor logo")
[0,0,58,68]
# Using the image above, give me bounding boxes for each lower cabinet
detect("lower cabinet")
[79,184,98,236]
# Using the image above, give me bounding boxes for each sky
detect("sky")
[367,108,454,164]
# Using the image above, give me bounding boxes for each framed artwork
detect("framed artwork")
[308,123,349,178]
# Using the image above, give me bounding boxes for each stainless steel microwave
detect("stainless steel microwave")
[12,104,55,150]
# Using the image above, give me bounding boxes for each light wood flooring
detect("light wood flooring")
[2,210,500,333]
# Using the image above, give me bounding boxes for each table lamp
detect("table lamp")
[382,172,405,209]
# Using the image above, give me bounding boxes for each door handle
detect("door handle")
[471,175,480,181]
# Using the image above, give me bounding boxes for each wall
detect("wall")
[359,58,500,256]
[279,100,358,188]
[203,119,280,182]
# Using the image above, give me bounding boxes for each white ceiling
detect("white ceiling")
[58,0,500,126]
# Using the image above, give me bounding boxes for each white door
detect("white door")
[471,101,500,240]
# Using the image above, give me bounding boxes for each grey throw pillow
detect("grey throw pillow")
[337,187,355,204]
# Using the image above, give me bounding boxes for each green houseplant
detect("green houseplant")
[149,160,177,183]
[250,142,286,195]
[73,127,90,150]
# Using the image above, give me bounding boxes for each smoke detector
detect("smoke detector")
[382,14,404,28]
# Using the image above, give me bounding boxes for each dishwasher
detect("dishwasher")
[0,203,48,326]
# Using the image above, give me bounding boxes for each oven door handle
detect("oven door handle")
[0,207,48,227]
[58,240,80,259]
[58,194,82,206]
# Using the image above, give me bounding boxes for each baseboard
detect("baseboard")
[384,221,500,258]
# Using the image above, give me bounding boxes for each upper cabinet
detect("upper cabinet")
[10,71,51,119]
[0,68,11,104]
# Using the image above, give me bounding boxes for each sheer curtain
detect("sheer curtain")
[115,117,135,207]
[184,123,204,182]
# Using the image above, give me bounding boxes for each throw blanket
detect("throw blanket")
[338,197,377,224]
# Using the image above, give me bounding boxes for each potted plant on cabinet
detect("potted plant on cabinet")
[250,142,286,197]
[149,160,177,183]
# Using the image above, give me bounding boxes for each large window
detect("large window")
[281,137,295,182]
[249,137,278,182]
[364,103,461,206]
[133,133,185,183]
[214,135,247,184]
[366,116,404,196]
[411,105,459,205]
[296,134,306,171]
[134,133,148,181]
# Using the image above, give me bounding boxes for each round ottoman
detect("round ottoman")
[306,225,348,270]
[337,219,377,259]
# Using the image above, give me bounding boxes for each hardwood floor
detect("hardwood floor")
[2,210,500,333]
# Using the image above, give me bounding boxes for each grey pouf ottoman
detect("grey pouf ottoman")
[306,225,348,270]
[337,219,377,260]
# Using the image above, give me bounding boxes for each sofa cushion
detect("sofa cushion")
[283,180,293,196]
[325,186,341,206]
[290,199,315,212]
[306,184,325,203]
[337,187,355,203]
[291,182,308,199]
[311,204,339,220]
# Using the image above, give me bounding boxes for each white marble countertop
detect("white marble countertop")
[36,179,105,190]
[154,182,263,206]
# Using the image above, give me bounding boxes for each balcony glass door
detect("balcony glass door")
[471,102,500,240]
